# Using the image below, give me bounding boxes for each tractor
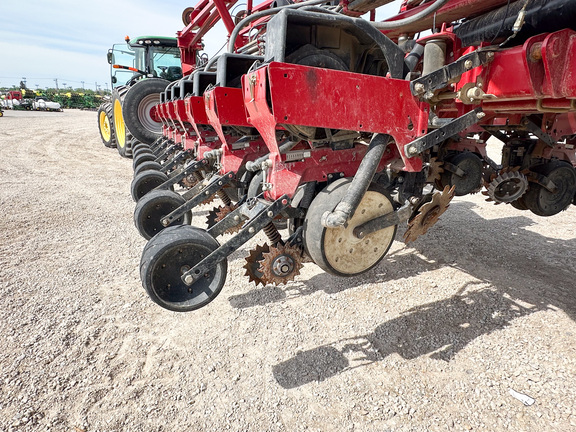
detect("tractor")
[121,0,576,312]
[97,35,183,157]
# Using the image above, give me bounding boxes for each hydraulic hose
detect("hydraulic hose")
[370,0,450,30]
[321,134,390,228]
[227,0,330,53]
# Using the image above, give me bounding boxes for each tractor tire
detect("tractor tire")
[122,78,169,145]
[97,102,116,148]
[112,86,131,158]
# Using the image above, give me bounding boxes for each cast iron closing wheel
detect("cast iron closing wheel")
[134,160,163,176]
[97,102,116,148]
[303,178,397,276]
[131,170,171,202]
[134,190,191,240]
[140,225,227,312]
[122,78,169,145]
[524,161,576,216]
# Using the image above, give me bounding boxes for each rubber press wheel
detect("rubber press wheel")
[140,225,227,312]
[303,178,397,276]
[524,161,576,216]
[134,160,163,176]
[132,148,155,161]
[133,151,157,170]
[134,189,191,240]
[131,170,171,202]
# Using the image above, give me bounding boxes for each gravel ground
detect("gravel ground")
[1,109,576,432]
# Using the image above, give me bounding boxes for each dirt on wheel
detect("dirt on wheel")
[1,109,576,431]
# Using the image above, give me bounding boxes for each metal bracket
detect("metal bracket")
[161,171,235,227]
[353,201,412,239]
[521,118,556,148]
[411,50,495,98]
[160,149,192,174]
[155,143,181,163]
[181,195,290,285]
[154,158,208,191]
[404,108,484,156]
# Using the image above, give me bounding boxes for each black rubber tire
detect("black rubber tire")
[132,143,151,154]
[112,86,130,157]
[132,147,155,160]
[97,102,116,148]
[131,170,171,202]
[133,152,157,170]
[122,78,169,145]
[439,152,483,196]
[524,161,576,216]
[303,178,397,276]
[134,190,191,240]
[134,160,163,176]
[510,196,529,211]
[140,225,227,312]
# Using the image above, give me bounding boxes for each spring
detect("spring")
[216,189,232,206]
[263,222,282,245]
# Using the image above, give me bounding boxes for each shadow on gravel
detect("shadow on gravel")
[273,289,540,388]
[272,201,576,388]
[228,250,437,309]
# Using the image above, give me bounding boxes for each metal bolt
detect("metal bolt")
[414,83,425,94]
[184,275,194,285]
[487,52,495,59]
[407,146,419,156]
[476,111,486,119]
[267,211,273,217]
[249,227,255,233]
[218,181,222,186]
[464,60,473,70]
[234,215,240,221]
[205,191,209,195]
[162,220,169,227]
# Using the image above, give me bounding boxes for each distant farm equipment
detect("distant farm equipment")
[97,35,183,155]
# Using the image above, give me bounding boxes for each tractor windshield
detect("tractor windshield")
[109,43,146,88]
[150,46,182,82]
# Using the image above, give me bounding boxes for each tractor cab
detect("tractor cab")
[108,36,182,88]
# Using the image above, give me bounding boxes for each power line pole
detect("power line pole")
[81,81,85,90]
[54,78,59,91]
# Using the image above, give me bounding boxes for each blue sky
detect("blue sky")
[0,0,399,91]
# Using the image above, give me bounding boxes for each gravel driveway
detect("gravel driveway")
[1,109,575,431]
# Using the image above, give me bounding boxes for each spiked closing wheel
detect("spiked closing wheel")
[258,243,304,286]
[243,244,270,286]
[404,186,455,244]
[303,178,397,276]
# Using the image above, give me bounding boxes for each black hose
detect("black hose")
[321,134,390,228]
[371,0,450,30]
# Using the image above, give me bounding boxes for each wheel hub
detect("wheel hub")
[271,254,295,277]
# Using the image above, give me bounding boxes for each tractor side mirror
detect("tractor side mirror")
[107,51,114,64]
[111,76,117,84]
